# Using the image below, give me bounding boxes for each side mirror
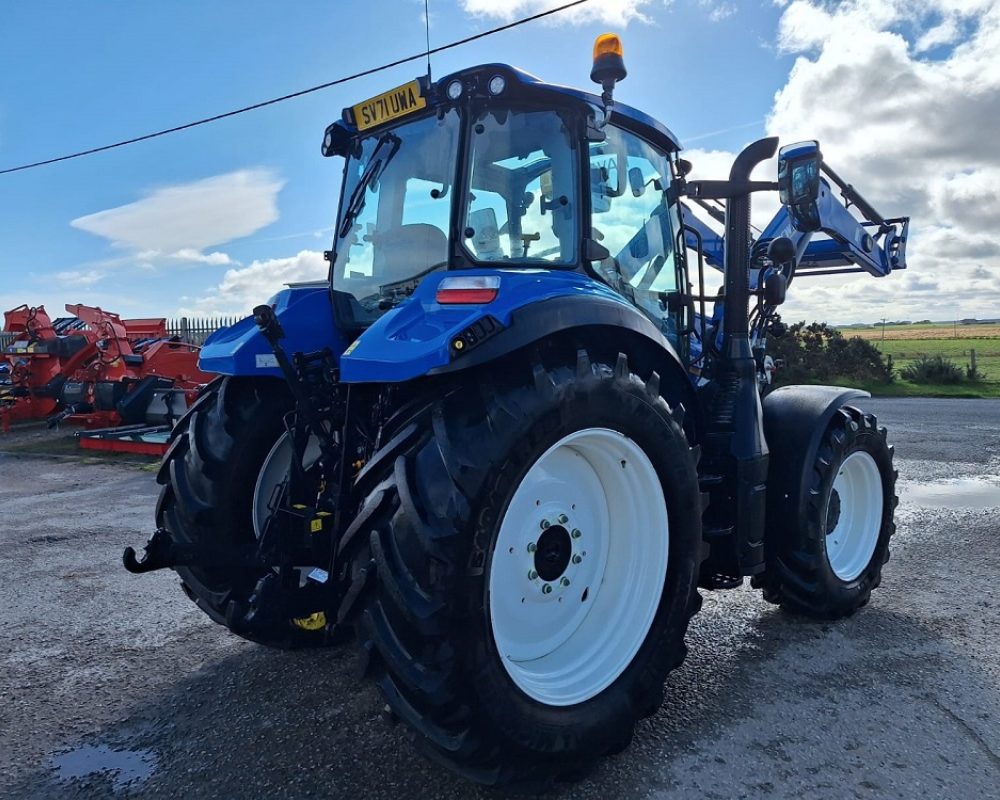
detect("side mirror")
[763,272,787,306]
[628,167,646,197]
[777,140,822,232]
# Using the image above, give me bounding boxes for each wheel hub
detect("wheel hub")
[825,451,883,581]
[488,427,669,706]
[534,524,572,581]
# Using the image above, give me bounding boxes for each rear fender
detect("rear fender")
[339,269,691,394]
[762,384,869,533]
[198,285,346,377]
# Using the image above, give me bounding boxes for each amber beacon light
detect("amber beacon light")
[590,33,627,87]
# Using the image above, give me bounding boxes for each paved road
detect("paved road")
[1,398,998,799]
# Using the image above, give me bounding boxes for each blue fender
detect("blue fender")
[338,269,643,383]
[762,384,869,535]
[199,270,678,387]
[198,284,347,377]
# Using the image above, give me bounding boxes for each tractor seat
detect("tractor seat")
[374,224,448,269]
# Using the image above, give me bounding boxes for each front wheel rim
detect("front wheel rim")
[253,432,322,539]
[488,427,669,707]
[825,450,883,581]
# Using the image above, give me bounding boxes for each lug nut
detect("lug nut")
[540,519,551,530]
[528,569,538,580]
[542,583,553,594]
[572,554,583,564]
[527,542,537,553]
[571,528,582,539]
[557,513,569,524]
[560,577,571,587]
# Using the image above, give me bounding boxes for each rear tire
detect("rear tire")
[340,349,703,786]
[754,407,897,619]
[156,376,329,648]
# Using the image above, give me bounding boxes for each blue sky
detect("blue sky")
[2,0,998,324]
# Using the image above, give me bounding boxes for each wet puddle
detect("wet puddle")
[50,744,157,791]
[903,478,1000,509]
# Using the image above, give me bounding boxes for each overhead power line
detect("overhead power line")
[0,0,591,176]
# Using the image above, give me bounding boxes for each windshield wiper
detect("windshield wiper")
[337,132,401,238]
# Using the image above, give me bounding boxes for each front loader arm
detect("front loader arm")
[757,162,908,278]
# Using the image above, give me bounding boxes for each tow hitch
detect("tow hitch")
[123,527,272,574]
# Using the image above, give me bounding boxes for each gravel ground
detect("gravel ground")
[1,398,998,799]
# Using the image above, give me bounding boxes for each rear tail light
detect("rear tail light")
[435,275,500,304]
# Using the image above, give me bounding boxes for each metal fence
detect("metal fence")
[0,332,14,350]
[166,316,244,345]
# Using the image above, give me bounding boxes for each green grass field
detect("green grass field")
[836,323,1000,398]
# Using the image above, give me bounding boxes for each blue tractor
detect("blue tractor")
[125,35,909,786]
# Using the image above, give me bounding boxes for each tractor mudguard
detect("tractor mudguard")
[339,269,692,402]
[198,284,346,378]
[762,384,869,531]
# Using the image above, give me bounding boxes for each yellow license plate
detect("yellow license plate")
[352,79,426,131]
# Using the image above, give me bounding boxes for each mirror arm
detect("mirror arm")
[683,180,779,200]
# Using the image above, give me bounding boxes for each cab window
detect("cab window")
[589,126,681,339]
[463,109,578,264]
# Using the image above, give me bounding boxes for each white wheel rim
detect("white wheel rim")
[253,433,322,539]
[488,427,669,707]
[825,451,883,581]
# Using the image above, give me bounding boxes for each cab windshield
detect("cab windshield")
[332,109,459,322]
[330,105,580,326]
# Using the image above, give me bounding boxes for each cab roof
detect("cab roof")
[483,64,682,153]
[339,63,682,154]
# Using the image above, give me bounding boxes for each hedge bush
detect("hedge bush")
[768,321,893,385]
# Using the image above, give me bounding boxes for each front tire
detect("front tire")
[342,350,703,786]
[755,407,897,618]
[156,376,328,648]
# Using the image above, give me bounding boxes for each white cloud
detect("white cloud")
[767,0,1000,321]
[134,248,237,267]
[683,148,741,180]
[459,0,665,26]
[459,0,746,26]
[915,16,961,52]
[52,269,107,288]
[680,0,1000,323]
[698,0,735,22]
[179,250,327,317]
[71,168,284,254]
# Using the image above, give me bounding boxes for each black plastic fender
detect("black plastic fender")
[428,294,697,427]
[762,384,869,532]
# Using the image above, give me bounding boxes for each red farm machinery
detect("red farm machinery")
[1,303,214,451]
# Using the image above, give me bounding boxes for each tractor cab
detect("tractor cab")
[322,58,689,351]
